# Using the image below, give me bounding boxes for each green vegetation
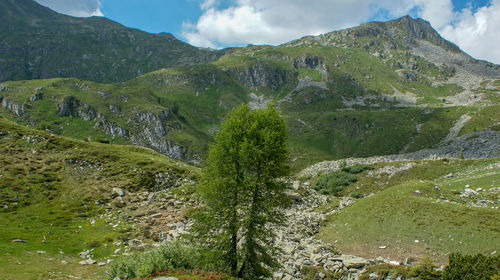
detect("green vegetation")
[443,253,500,280]
[0,117,198,279]
[318,158,500,264]
[191,104,289,278]
[312,164,373,195]
[108,242,240,280]
[109,242,196,279]
[358,253,500,279]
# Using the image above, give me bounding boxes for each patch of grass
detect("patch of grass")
[298,68,324,81]
[318,158,500,264]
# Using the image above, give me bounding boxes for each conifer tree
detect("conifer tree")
[190,103,290,279]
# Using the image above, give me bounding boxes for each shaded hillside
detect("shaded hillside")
[0,0,223,83]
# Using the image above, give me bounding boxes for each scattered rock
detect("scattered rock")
[112,187,125,198]
[342,255,370,268]
[79,259,96,265]
[11,239,26,243]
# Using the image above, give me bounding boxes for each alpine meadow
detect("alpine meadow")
[0,0,499,279]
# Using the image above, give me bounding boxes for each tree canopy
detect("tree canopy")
[190,103,290,279]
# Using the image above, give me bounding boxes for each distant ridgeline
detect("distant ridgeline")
[0,0,499,167]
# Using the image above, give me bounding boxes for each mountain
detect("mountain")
[0,0,223,83]
[0,14,499,169]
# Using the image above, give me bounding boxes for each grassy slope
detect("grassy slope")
[0,117,198,279]
[317,158,500,264]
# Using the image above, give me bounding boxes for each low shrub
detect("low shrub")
[107,242,199,280]
[341,163,374,174]
[312,170,357,195]
[442,253,500,280]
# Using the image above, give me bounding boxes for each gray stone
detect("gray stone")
[112,187,125,197]
[342,255,369,268]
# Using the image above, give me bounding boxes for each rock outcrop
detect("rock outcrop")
[227,63,294,91]
[1,96,27,117]
[57,96,129,138]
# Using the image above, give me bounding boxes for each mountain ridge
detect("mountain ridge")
[0,0,224,83]
[0,3,499,169]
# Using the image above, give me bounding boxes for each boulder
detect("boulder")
[112,187,125,198]
[342,255,369,268]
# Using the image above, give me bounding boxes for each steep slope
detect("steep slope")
[1,16,499,169]
[0,0,222,83]
[0,117,199,279]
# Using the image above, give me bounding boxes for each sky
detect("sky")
[34,0,500,64]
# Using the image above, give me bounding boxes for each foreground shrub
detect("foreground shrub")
[442,253,500,280]
[107,242,199,280]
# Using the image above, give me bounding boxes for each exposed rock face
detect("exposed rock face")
[57,96,129,138]
[294,55,328,78]
[128,110,189,161]
[1,97,26,117]
[395,16,459,51]
[227,63,294,91]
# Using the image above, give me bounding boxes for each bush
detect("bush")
[409,255,441,280]
[107,242,199,280]
[350,191,363,199]
[312,170,357,195]
[442,253,500,280]
[341,163,374,174]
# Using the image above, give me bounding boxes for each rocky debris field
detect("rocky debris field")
[272,181,412,280]
[300,128,500,177]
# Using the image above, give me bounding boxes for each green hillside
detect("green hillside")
[315,158,500,264]
[0,117,199,279]
[0,3,499,168]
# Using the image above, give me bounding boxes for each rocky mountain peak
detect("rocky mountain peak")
[391,15,459,51]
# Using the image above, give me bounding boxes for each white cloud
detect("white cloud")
[200,0,217,10]
[435,0,500,64]
[183,0,500,64]
[35,0,103,17]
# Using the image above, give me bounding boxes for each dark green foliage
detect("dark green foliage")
[408,255,442,280]
[313,170,358,195]
[350,191,363,199]
[313,163,374,195]
[342,163,375,174]
[190,103,290,279]
[442,253,500,280]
